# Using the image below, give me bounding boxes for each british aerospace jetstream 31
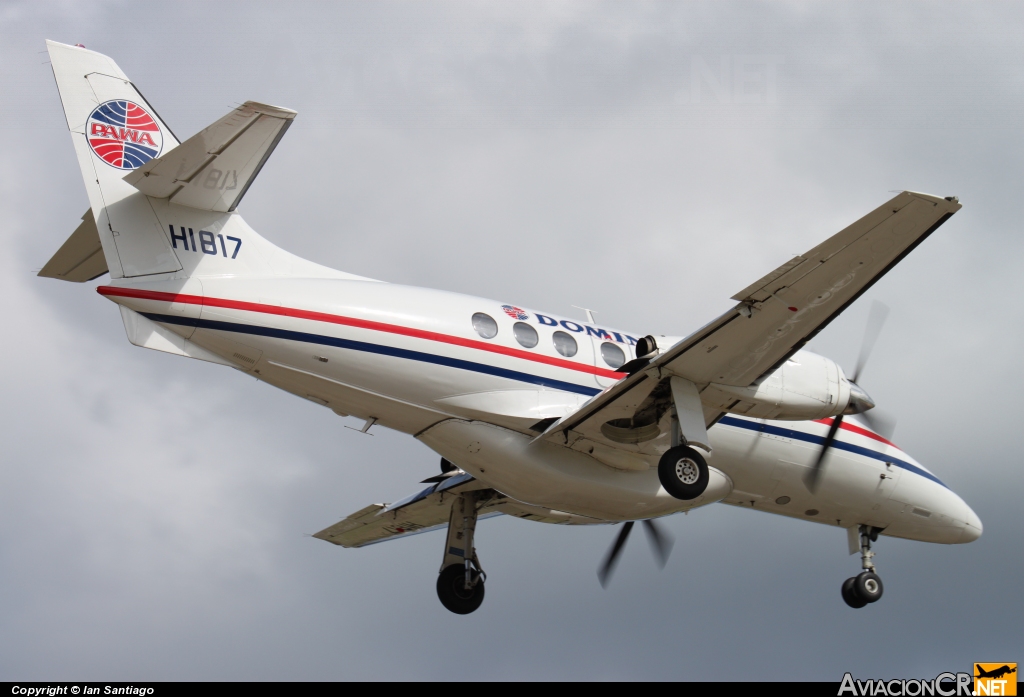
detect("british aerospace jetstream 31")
[41,41,981,614]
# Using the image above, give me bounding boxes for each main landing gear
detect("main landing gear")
[841,525,885,609]
[436,490,486,615]
[658,445,710,500]
[657,409,711,501]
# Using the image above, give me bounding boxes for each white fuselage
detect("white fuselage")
[100,275,982,545]
[41,39,978,556]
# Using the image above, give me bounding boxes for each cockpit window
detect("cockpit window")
[601,342,626,369]
[552,330,578,358]
[472,312,498,339]
[513,322,538,348]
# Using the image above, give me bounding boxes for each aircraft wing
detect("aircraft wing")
[123,101,295,213]
[313,472,489,548]
[541,191,961,453]
[313,472,604,548]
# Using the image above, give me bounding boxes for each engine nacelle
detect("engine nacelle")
[700,350,851,421]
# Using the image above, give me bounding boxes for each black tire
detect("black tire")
[853,571,883,603]
[658,445,710,500]
[841,577,867,608]
[436,564,485,615]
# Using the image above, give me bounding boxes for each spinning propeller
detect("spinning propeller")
[804,301,897,493]
[597,519,674,588]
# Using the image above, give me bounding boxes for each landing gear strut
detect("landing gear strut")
[436,491,486,615]
[841,525,884,609]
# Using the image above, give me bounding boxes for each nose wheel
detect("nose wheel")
[842,571,884,608]
[842,525,885,608]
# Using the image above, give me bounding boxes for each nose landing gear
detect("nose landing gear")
[842,525,885,608]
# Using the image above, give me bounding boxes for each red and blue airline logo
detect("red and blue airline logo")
[502,305,529,320]
[86,100,163,169]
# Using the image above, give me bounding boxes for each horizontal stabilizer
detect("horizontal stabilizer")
[38,210,108,282]
[124,101,296,212]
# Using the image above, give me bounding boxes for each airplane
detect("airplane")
[975,666,1017,680]
[39,40,982,615]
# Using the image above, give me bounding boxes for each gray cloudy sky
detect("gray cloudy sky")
[1,0,1021,681]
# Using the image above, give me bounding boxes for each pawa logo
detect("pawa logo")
[502,305,529,321]
[86,100,163,169]
[975,664,1017,696]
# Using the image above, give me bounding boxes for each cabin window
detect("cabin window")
[601,342,626,369]
[472,312,498,339]
[513,322,538,348]
[552,330,578,357]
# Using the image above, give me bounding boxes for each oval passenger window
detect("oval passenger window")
[513,322,538,348]
[472,312,498,339]
[552,330,578,357]
[601,342,626,369]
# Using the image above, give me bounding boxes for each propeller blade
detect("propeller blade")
[852,301,890,383]
[859,408,897,442]
[805,414,844,493]
[642,519,674,569]
[597,521,634,588]
[807,301,892,493]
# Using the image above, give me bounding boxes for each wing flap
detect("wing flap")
[124,101,295,212]
[730,254,807,304]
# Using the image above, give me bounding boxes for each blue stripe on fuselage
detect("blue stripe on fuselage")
[717,416,946,488]
[142,314,945,489]
[142,313,603,397]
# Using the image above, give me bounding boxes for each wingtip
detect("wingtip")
[240,101,298,119]
[901,191,963,211]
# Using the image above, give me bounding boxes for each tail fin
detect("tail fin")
[48,41,362,284]
[47,40,181,279]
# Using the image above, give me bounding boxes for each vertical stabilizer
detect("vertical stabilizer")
[47,41,368,286]
[46,40,182,279]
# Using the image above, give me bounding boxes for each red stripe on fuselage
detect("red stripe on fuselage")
[97,286,628,380]
[814,417,899,450]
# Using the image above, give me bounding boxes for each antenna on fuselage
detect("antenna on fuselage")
[571,306,597,323]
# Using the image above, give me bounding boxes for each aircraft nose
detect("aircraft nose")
[959,504,983,543]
